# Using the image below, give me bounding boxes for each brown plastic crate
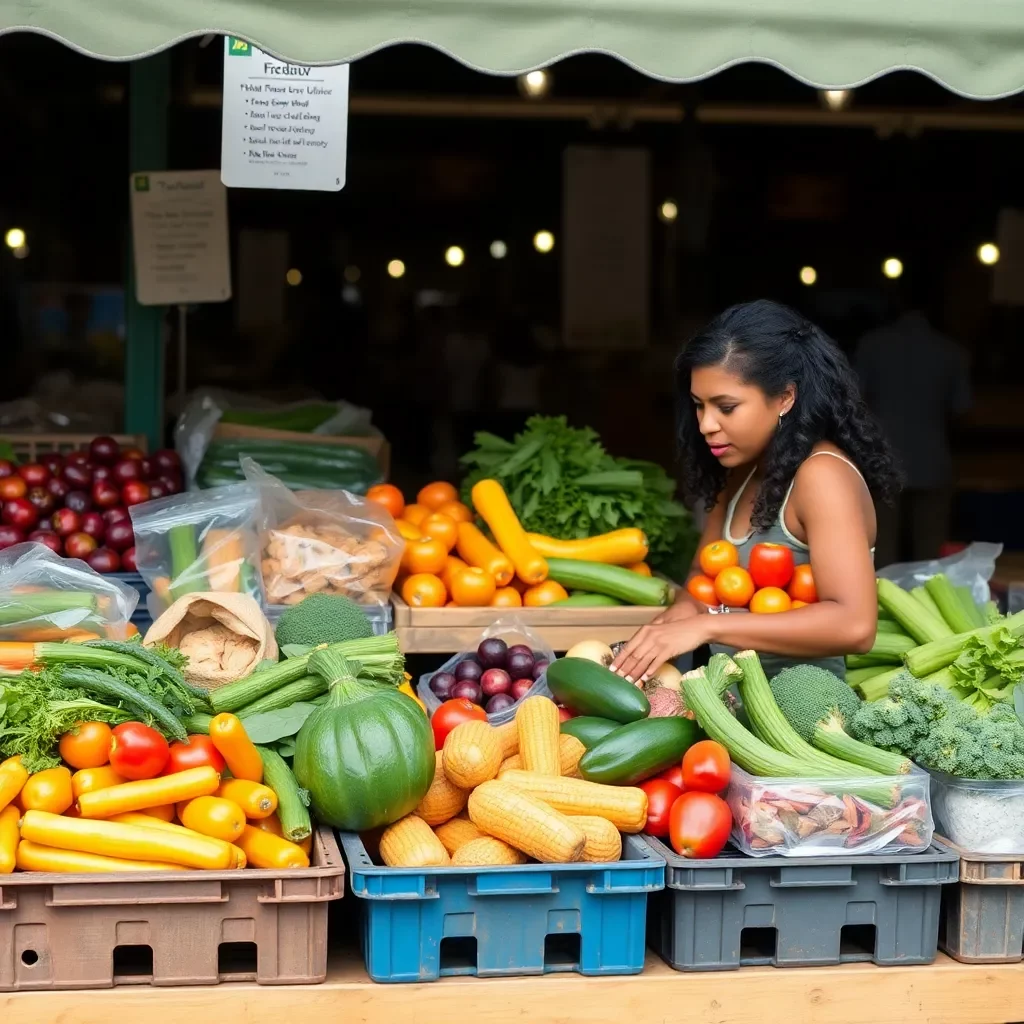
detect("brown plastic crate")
[1,433,149,461]
[0,826,343,991]
[937,836,1024,964]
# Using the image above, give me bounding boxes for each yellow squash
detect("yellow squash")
[209,714,264,783]
[20,767,74,814]
[235,824,309,869]
[71,765,126,799]
[16,840,185,873]
[525,528,649,566]
[179,796,246,843]
[471,479,548,585]
[0,757,29,814]
[0,804,20,874]
[217,779,278,819]
[77,766,221,819]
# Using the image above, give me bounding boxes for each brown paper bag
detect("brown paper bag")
[144,592,278,690]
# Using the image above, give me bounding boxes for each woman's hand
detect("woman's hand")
[610,617,711,684]
[651,598,702,626]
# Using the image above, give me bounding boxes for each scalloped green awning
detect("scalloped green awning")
[2,0,1024,98]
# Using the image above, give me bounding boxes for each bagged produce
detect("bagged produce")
[417,615,555,725]
[877,541,1002,607]
[930,772,1024,854]
[726,765,933,857]
[242,458,402,609]
[144,592,277,690]
[130,483,264,618]
[0,542,138,641]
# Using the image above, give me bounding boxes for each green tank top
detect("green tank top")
[710,451,874,682]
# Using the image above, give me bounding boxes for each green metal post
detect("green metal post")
[125,53,171,449]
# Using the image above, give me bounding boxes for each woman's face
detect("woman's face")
[691,363,794,469]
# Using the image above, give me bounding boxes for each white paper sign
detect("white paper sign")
[220,36,348,192]
[129,169,231,306]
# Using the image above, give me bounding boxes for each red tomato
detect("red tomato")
[165,735,226,775]
[748,542,794,589]
[431,698,487,749]
[557,706,575,723]
[682,739,731,793]
[787,564,818,604]
[640,779,683,837]
[669,791,732,859]
[109,721,170,780]
[656,763,685,791]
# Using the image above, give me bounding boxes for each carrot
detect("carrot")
[203,530,243,592]
[0,643,38,672]
[471,480,548,585]
[455,523,514,587]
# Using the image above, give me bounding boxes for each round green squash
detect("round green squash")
[293,648,435,831]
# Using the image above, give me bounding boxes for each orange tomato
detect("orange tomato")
[435,500,473,524]
[699,540,739,579]
[510,576,530,595]
[396,519,423,542]
[523,580,570,607]
[58,721,113,770]
[791,599,809,609]
[403,503,430,527]
[713,566,755,608]
[401,573,448,608]
[417,481,459,511]
[366,484,405,520]
[441,555,469,591]
[490,586,523,608]
[20,767,74,814]
[686,574,718,606]
[401,537,448,576]
[788,564,818,604]
[628,562,652,576]
[749,587,793,614]
[420,513,458,552]
[449,566,498,607]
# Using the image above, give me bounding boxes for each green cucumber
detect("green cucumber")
[559,716,622,748]
[257,746,312,843]
[578,717,703,785]
[551,594,623,607]
[546,657,649,723]
[238,675,327,717]
[545,557,671,607]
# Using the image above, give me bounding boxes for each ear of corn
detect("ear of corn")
[380,814,451,867]
[497,769,648,833]
[571,815,622,862]
[452,836,528,867]
[500,734,585,777]
[434,817,485,856]
[468,780,585,863]
[442,720,503,789]
[493,719,520,759]
[415,752,469,825]
[516,696,561,775]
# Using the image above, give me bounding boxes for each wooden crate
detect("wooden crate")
[213,422,390,475]
[391,592,661,653]
[1,432,148,460]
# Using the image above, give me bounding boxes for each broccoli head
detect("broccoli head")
[769,664,862,742]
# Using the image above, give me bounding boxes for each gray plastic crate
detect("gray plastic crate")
[644,835,958,971]
[938,837,1024,963]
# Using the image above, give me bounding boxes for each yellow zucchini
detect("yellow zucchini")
[16,840,185,873]
[525,528,649,566]
[0,804,20,874]
[20,767,74,814]
[455,522,514,586]
[471,479,548,585]
[217,779,278,819]
[77,765,221,819]
[209,713,264,783]
[235,824,309,869]
[251,813,312,856]
[0,757,29,814]
[71,765,126,799]
[179,796,246,843]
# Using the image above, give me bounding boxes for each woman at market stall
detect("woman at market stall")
[611,299,900,684]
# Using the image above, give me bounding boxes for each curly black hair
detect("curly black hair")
[676,299,901,530]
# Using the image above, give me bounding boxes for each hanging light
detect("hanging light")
[533,230,555,254]
[285,268,302,286]
[977,243,1000,266]
[820,89,853,112]
[658,200,679,223]
[882,257,904,280]
[445,246,465,267]
[12,245,28,260]
[387,259,406,279]
[490,240,508,260]
[518,70,551,99]
[4,228,25,250]
[799,266,817,286]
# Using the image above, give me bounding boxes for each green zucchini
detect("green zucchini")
[578,717,703,785]
[237,675,327,717]
[257,746,312,843]
[545,558,671,607]
[210,658,313,713]
[551,594,624,608]
[181,712,213,734]
[559,716,622,748]
[546,657,650,723]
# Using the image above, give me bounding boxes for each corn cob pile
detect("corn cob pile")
[377,696,649,867]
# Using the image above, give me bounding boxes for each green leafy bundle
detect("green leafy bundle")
[460,416,698,577]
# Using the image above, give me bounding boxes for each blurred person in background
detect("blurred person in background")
[855,273,972,566]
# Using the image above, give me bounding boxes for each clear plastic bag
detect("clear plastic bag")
[417,615,555,726]
[129,483,264,620]
[930,772,1024,854]
[242,457,402,609]
[726,765,934,857]
[0,542,138,640]
[876,541,1003,606]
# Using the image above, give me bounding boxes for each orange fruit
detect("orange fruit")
[436,500,473,524]
[699,540,739,579]
[788,564,818,604]
[396,519,423,542]
[749,587,793,614]
[366,483,405,520]
[403,503,430,527]
[523,580,570,607]
[420,512,458,552]
[449,566,498,607]
[417,481,459,511]
[686,574,718,606]
[441,555,468,591]
[628,562,652,577]
[791,599,809,609]
[490,586,523,608]
[401,574,448,608]
[713,566,755,608]
[510,576,531,595]
[401,537,448,576]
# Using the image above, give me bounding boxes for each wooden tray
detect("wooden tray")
[1,432,148,460]
[391,592,661,653]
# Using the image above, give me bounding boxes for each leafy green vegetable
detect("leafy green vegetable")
[460,416,698,577]
[236,702,320,744]
[281,645,314,659]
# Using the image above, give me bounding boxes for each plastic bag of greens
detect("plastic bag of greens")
[129,483,264,619]
[876,542,1002,606]
[0,542,138,642]
[241,457,403,610]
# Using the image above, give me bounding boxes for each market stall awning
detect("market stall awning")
[2,0,1024,98]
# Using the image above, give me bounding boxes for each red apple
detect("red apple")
[121,546,138,572]
[80,512,106,542]
[105,519,134,552]
[86,547,120,573]
[37,517,53,532]
[64,532,98,559]
[113,458,142,485]
[28,529,62,554]
[0,525,24,550]
[39,453,64,476]
[139,457,155,480]
[65,450,90,467]
[89,436,120,465]
[122,447,145,462]
[158,473,183,495]
[0,476,26,501]
[122,481,151,507]
[2,498,38,531]
[52,508,82,537]
[46,476,71,502]
[103,507,130,525]
[26,487,55,516]
[153,449,181,473]
[92,465,113,483]
[62,463,93,489]
[65,490,92,514]
[92,481,121,509]
[0,460,14,479]
[148,482,168,500]
[18,463,50,487]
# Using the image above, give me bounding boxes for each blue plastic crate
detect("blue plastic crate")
[340,831,664,983]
